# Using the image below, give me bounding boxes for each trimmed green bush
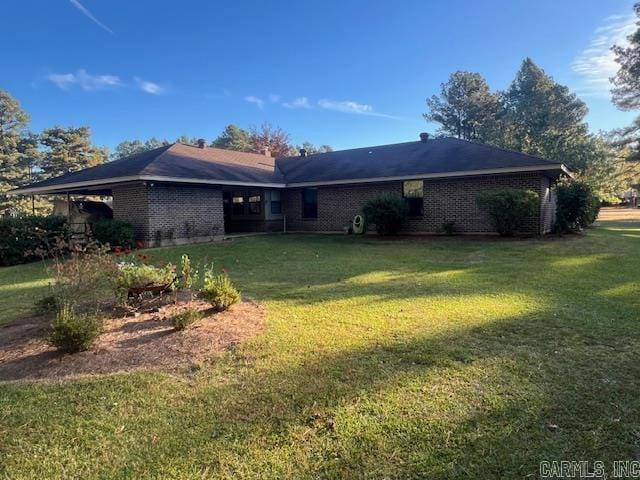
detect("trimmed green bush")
[48,303,103,353]
[200,269,240,311]
[362,193,408,235]
[442,221,456,236]
[476,188,539,236]
[555,181,600,233]
[171,308,203,330]
[92,219,135,248]
[0,215,69,266]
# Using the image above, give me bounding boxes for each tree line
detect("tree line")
[2,3,639,214]
[424,4,640,201]
[112,124,332,161]
[0,91,332,214]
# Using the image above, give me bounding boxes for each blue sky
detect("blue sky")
[2,0,638,152]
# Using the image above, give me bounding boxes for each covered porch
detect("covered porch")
[222,187,285,234]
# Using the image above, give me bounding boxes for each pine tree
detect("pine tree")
[39,126,105,178]
[0,90,31,212]
[211,124,253,152]
[424,71,503,141]
[612,3,640,161]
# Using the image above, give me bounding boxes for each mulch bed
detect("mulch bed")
[0,294,265,382]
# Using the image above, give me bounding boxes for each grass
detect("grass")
[1,212,640,478]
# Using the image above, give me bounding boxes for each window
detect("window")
[302,188,318,219]
[248,193,261,215]
[232,193,244,215]
[403,180,423,216]
[270,190,282,215]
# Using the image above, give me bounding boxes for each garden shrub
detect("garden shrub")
[50,245,118,308]
[114,262,176,302]
[362,193,408,235]
[476,188,539,236]
[0,215,69,266]
[48,303,103,353]
[200,268,240,311]
[442,221,456,235]
[171,308,203,330]
[555,181,600,233]
[33,294,61,316]
[92,219,135,249]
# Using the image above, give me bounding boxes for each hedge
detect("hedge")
[0,216,69,266]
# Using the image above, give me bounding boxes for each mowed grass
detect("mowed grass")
[1,211,640,478]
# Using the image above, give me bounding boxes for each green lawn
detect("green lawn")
[1,216,640,479]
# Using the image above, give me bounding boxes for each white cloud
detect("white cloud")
[48,69,121,90]
[135,77,165,95]
[283,96,312,109]
[317,99,398,119]
[69,0,114,35]
[571,11,637,98]
[268,94,281,103]
[245,95,264,108]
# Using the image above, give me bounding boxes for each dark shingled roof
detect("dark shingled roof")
[12,137,565,194]
[18,143,285,193]
[277,137,561,184]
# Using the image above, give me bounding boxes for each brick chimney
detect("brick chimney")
[197,138,206,149]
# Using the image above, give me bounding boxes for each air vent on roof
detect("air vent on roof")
[299,148,307,157]
[419,132,430,143]
[197,138,206,149]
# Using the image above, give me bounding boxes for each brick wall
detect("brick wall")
[112,183,150,241]
[112,182,224,246]
[283,173,551,235]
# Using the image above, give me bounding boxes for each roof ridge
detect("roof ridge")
[175,142,274,160]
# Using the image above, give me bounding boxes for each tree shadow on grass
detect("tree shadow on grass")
[108,305,640,479]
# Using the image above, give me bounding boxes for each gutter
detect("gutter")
[9,164,567,196]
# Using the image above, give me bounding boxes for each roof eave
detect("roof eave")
[9,175,287,195]
[9,164,567,195]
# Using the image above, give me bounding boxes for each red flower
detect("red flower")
[124,248,132,255]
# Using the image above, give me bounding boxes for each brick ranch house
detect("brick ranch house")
[12,134,569,245]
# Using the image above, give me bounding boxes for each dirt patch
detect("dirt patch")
[0,296,265,382]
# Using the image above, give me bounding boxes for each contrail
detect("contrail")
[69,0,115,35]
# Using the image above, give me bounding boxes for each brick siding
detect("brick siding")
[113,182,224,246]
[112,173,556,244]
[283,173,552,235]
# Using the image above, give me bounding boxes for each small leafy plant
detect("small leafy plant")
[114,261,176,301]
[200,268,240,311]
[171,308,203,330]
[180,254,198,290]
[48,303,103,353]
